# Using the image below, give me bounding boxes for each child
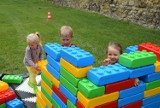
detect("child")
[23,32,43,94]
[103,42,139,86]
[59,25,76,47]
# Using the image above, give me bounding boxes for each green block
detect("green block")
[60,66,81,87]
[0,103,6,108]
[36,104,39,108]
[41,73,53,88]
[41,87,60,108]
[67,100,76,108]
[146,80,160,90]
[2,75,23,84]
[78,78,105,98]
[60,75,78,96]
[119,50,157,68]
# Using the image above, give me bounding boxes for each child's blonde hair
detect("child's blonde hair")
[27,32,40,45]
[107,42,123,54]
[60,26,73,37]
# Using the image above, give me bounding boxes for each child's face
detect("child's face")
[29,43,38,49]
[61,35,72,46]
[107,46,121,64]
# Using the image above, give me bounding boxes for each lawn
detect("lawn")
[0,0,160,74]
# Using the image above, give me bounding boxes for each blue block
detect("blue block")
[87,63,130,86]
[47,64,60,80]
[140,72,160,82]
[61,46,94,67]
[125,45,138,53]
[128,65,155,78]
[47,55,60,72]
[44,43,62,61]
[120,81,146,98]
[6,98,23,108]
[52,91,67,108]
[143,94,160,105]
[60,84,77,105]
[118,92,144,107]
[141,100,160,108]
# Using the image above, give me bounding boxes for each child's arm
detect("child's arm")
[25,47,38,70]
[39,44,44,60]
[134,78,140,86]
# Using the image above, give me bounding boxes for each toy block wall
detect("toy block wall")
[37,42,160,108]
[0,81,23,108]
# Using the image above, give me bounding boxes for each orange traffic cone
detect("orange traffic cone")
[48,10,52,20]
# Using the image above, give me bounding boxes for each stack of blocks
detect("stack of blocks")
[0,81,23,108]
[37,42,160,108]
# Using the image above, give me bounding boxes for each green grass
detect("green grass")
[0,0,160,74]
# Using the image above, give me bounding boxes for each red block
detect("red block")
[138,42,160,61]
[105,79,135,94]
[76,100,85,108]
[1,89,16,102]
[0,94,5,104]
[52,85,67,104]
[95,100,118,108]
[122,100,142,108]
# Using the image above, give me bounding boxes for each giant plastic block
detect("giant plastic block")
[105,79,135,94]
[0,81,9,92]
[122,100,142,108]
[60,75,78,96]
[0,103,6,108]
[87,63,130,86]
[2,75,23,84]
[1,90,16,102]
[59,84,77,105]
[47,55,60,72]
[61,46,94,67]
[36,91,46,108]
[67,100,76,108]
[52,85,67,104]
[41,73,52,88]
[125,45,138,53]
[40,65,60,88]
[138,42,160,61]
[6,98,23,108]
[60,66,81,87]
[0,94,5,104]
[78,78,105,98]
[145,80,160,90]
[60,58,92,78]
[95,100,118,108]
[154,61,160,72]
[41,80,52,96]
[41,87,58,108]
[140,72,160,82]
[142,94,160,106]
[144,86,160,98]
[118,92,144,107]
[52,92,67,108]
[77,91,119,108]
[128,65,155,78]
[119,50,156,68]
[47,64,60,80]
[141,100,160,108]
[44,43,62,61]
[76,101,85,108]
[119,81,146,99]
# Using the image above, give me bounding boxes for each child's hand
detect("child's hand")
[103,58,111,66]
[134,78,140,86]
[36,67,41,72]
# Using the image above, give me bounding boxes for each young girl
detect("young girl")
[59,25,76,47]
[23,32,43,94]
[103,42,139,86]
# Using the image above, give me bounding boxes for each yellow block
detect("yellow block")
[77,91,119,108]
[41,90,53,108]
[36,91,46,108]
[0,80,9,92]
[40,65,60,88]
[144,87,160,98]
[37,59,48,68]
[41,80,52,96]
[155,61,160,72]
[60,58,92,78]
